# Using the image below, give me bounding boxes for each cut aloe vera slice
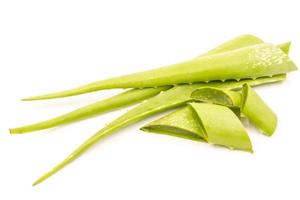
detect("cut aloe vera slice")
[192,84,278,136]
[142,103,252,152]
[141,106,205,142]
[241,84,277,136]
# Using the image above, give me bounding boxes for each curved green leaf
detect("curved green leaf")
[141,106,205,141]
[241,84,277,136]
[191,84,278,136]
[189,103,252,152]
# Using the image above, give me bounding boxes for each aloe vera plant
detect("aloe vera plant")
[32,75,286,186]
[10,34,296,186]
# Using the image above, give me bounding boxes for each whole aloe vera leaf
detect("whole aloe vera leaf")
[191,87,242,107]
[32,75,285,186]
[24,34,263,101]
[241,84,277,136]
[189,103,252,152]
[10,87,170,134]
[12,35,262,134]
[141,106,205,141]
[24,42,295,100]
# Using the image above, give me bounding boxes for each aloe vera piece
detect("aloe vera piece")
[191,87,242,107]
[190,103,252,151]
[241,84,277,136]
[141,106,205,142]
[142,103,252,152]
[191,84,278,136]
[32,75,285,186]
[10,86,170,134]
[24,43,295,100]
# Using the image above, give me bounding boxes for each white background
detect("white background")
[0,0,299,199]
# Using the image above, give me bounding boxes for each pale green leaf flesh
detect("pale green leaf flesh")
[141,106,205,141]
[241,84,277,136]
[191,87,242,107]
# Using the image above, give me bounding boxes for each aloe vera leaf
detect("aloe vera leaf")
[24,34,264,101]
[191,87,242,107]
[141,106,205,141]
[141,103,252,151]
[193,84,278,136]
[189,103,252,152]
[32,75,285,186]
[24,42,296,100]
[241,84,277,136]
[10,87,170,134]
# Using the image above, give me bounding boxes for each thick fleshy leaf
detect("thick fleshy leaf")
[141,106,205,141]
[189,103,252,152]
[241,84,277,136]
[25,42,295,100]
[191,84,278,136]
[142,103,252,152]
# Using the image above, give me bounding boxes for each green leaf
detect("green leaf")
[142,103,252,152]
[10,87,170,134]
[141,106,205,141]
[24,38,295,100]
[191,84,278,136]
[241,84,277,136]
